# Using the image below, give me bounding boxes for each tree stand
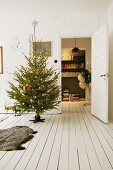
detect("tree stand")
[30,114,45,123]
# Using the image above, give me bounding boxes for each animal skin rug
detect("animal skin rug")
[0,126,37,151]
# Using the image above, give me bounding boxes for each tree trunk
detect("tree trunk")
[35,114,41,121]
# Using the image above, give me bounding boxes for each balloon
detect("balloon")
[89,83,91,89]
[87,73,91,83]
[78,74,81,81]
[85,72,91,83]
[81,69,89,79]
[85,78,89,83]
[79,82,86,89]
[78,74,85,83]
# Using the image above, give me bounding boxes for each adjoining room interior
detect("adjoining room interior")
[61,37,91,104]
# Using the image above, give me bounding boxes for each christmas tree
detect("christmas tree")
[7,20,60,122]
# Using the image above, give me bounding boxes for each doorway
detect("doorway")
[60,25,109,123]
[61,37,91,104]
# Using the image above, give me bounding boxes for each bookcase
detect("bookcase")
[62,50,85,72]
[61,49,85,101]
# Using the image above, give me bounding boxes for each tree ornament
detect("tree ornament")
[30,99,33,103]
[23,86,26,93]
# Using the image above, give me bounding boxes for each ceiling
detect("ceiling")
[0,0,112,13]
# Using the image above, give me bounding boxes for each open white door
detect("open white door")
[91,24,109,123]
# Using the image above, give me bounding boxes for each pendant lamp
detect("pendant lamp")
[72,38,79,53]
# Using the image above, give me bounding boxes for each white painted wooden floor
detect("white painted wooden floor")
[0,102,113,170]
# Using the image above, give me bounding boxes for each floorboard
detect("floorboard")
[0,102,113,170]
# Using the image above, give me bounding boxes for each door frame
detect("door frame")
[57,35,91,104]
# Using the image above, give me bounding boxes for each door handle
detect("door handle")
[100,73,110,78]
[100,74,106,77]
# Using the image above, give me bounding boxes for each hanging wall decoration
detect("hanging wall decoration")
[33,41,52,57]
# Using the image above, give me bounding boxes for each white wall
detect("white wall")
[108,1,113,120]
[0,8,107,113]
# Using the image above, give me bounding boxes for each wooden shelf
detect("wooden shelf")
[62,60,85,64]
[62,57,85,72]
[62,68,84,72]
[62,50,85,73]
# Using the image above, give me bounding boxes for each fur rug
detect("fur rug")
[0,126,37,151]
